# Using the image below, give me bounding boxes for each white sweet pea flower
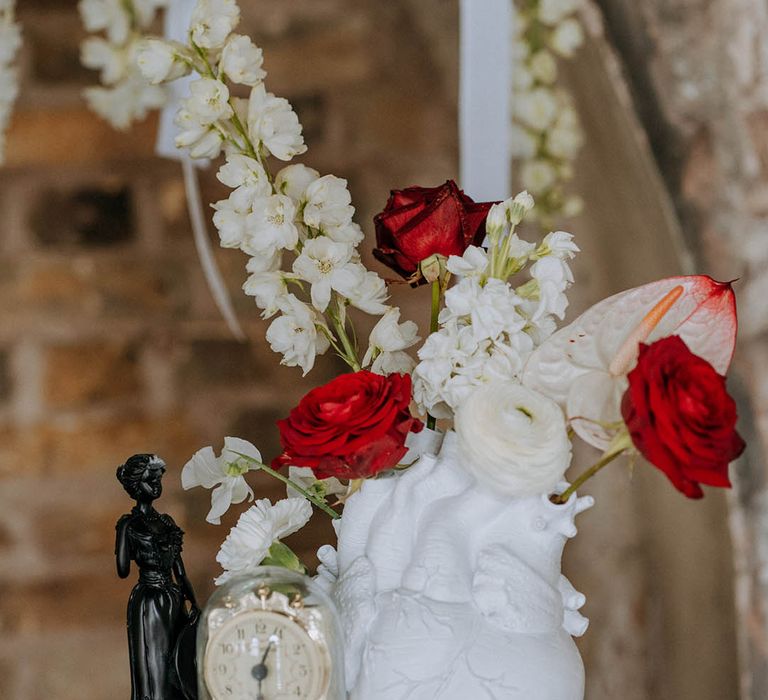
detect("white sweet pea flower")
[275,163,320,201]
[220,34,266,86]
[372,350,417,376]
[363,308,420,367]
[184,77,233,123]
[333,264,389,315]
[247,84,306,161]
[455,382,571,497]
[81,37,127,85]
[302,175,355,232]
[447,246,489,278]
[292,237,356,311]
[174,107,225,158]
[242,194,299,256]
[514,87,558,131]
[215,498,312,585]
[217,154,271,207]
[266,294,330,374]
[135,39,191,85]
[181,437,261,525]
[78,0,130,44]
[286,466,345,501]
[551,18,584,58]
[191,0,240,49]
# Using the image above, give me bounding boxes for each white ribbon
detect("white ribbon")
[157,0,245,340]
[459,0,513,202]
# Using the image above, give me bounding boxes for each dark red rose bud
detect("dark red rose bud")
[621,335,745,499]
[373,180,495,286]
[272,371,423,480]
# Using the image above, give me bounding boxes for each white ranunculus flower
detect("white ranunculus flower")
[135,39,191,85]
[247,84,306,161]
[455,382,571,497]
[302,175,355,232]
[274,163,320,201]
[266,294,330,374]
[242,194,299,256]
[362,307,420,367]
[333,265,389,315]
[551,18,584,58]
[220,34,266,86]
[191,0,240,49]
[81,37,127,85]
[182,437,261,525]
[292,237,355,311]
[514,87,558,131]
[185,77,233,123]
[215,498,312,585]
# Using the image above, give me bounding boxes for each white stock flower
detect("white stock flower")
[81,37,127,85]
[275,163,320,201]
[266,294,330,374]
[455,382,571,497]
[521,159,557,194]
[185,77,233,123]
[539,231,580,259]
[514,88,558,131]
[528,256,574,320]
[182,437,261,525]
[247,84,306,161]
[302,175,355,232]
[334,265,389,315]
[292,237,355,311]
[191,0,240,49]
[242,194,299,255]
[539,0,580,25]
[215,498,312,585]
[136,39,191,84]
[551,18,584,58]
[216,153,271,206]
[372,350,416,376]
[220,34,266,86]
[446,246,488,278]
[362,308,420,367]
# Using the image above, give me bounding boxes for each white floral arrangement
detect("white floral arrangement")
[78,0,169,129]
[512,0,585,225]
[0,0,21,165]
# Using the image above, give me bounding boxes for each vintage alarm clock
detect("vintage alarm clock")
[197,567,345,700]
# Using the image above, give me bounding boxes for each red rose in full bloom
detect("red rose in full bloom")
[621,335,745,499]
[373,180,495,285]
[272,371,423,480]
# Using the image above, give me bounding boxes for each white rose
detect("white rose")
[220,34,266,86]
[455,382,571,496]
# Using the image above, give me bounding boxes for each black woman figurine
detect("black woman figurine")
[116,454,199,700]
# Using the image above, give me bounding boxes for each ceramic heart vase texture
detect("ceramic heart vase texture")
[317,432,593,700]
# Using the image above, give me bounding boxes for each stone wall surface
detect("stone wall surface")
[0,1,754,699]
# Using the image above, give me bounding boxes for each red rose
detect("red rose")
[373,180,495,285]
[272,371,423,480]
[621,335,745,499]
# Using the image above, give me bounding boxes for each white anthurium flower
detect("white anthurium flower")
[242,194,299,256]
[292,237,355,311]
[455,382,572,497]
[333,264,389,315]
[274,163,320,201]
[215,498,312,585]
[521,159,558,194]
[247,84,306,161]
[217,153,271,207]
[302,175,355,232]
[522,275,738,450]
[286,466,345,501]
[182,437,261,525]
[212,197,249,248]
[447,246,489,278]
[135,39,191,85]
[362,308,420,367]
[371,350,416,376]
[78,0,131,44]
[243,268,288,318]
[191,0,241,50]
[551,18,584,58]
[266,293,330,375]
[220,34,266,86]
[184,77,233,123]
[81,37,128,85]
[514,87,558,131]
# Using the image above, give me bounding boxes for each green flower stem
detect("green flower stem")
[426,279,441,431]
[552,432,633,504]
[231,451,341,520]
[328,297,361,371]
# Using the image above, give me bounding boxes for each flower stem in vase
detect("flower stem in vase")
[426,279,441,431]
[552,431,633,504]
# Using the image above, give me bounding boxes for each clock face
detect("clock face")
[204,609,331,700]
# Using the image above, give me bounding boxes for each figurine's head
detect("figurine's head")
[117,454,167,504]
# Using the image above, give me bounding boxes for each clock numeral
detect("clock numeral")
[219,642,235,656]
[236,627,245,641]
[215,663,227,675]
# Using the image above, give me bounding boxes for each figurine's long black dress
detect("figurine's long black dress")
[122,508,187,700]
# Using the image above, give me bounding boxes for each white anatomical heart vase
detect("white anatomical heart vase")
[316,432,592,700]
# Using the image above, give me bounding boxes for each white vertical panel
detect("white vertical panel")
[459,0,512,201]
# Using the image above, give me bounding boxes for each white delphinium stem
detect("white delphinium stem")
[134,0,398,376]
[0,0,21,165]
